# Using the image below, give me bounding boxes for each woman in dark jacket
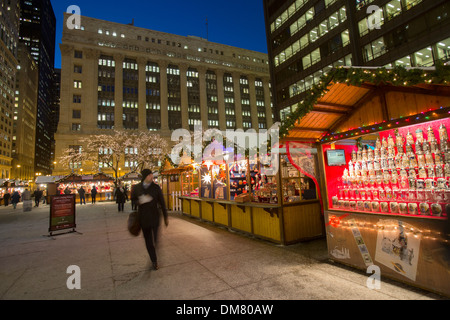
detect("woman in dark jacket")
[11,191,21,209]
[115,184,126,212]
[131,169,168,270]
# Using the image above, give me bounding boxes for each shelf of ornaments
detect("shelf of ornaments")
[333,128,450,218]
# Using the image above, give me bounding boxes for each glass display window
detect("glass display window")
[228,159,249,201]
[324,118,450,218]
[280,152,319,204]
[200,164,213,198]
[212,164,227,200]
[181,167,199,197]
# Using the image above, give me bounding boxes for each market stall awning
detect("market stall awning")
[36,176,65,184]
[281,66,450,142]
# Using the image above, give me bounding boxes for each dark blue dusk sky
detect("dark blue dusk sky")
[50,0,268,69]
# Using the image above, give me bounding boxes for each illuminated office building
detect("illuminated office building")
[0,0,20,179]
[263,0,450,126]
[54,14,273,174]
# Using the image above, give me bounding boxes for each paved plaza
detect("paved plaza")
[0,201,446,301]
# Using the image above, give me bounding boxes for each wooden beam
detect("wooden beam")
[327,89,378,134]
[384,85,450,97]
[314,102,353,110]
[311,107,349,115]
[291,127,328,133]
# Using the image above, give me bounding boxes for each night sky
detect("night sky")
[50,0,268,68]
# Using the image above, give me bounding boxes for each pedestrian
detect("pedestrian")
[42,188,47,205]
[91,185,97,204]
[115,184,126,212]
[3,191,10,207]
[33,188,42,207]
[22,189,32,212]
[78,186,86,205]
[124,184,129,202]
[131,169,169,271]
[130,184,137,211]
[11,190,20,209]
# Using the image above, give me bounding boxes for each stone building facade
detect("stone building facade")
[54,14,273,175]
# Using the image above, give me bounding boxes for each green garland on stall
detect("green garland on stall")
[279,63,450,139]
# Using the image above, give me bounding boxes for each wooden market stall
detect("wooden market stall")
[56,172,115,202]
[0,180,31,205]
[160,166,185,211]
[177,143,325,245]
[280,66,450,297]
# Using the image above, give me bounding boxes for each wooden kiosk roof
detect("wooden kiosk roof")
[281,66,450,142]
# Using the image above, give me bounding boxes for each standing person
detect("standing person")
[131,169,168,271]
[22,189,32,212]
[33,188,42,207]
[42,188,47,205]
[78,186,86,205]
[11,190,20,209]
[91,185,97,204]
[130,184,137,211]
[3,191,10,207]
[115,184,126,212]
[64,187,71,194]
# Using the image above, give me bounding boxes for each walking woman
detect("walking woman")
[115,184,126,212]
[131,169,168,270]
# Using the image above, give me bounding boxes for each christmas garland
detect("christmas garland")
[279,63,450,139]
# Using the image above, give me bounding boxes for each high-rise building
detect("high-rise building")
[12,43,38,181]
[53,14,273,175]
[0,0,20,179]
[50,67,61,171]
[263,0,450,125]
[19,0,56,176]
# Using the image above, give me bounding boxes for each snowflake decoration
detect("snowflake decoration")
[202,173,212,184]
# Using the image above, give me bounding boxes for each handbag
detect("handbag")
[127,211,141,236]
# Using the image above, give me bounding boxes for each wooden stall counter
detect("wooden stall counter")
[179,196,324,245]
[324,210,450,297]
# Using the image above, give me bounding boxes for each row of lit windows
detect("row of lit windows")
[168,104,181,112]
[271,0,340,34]
[208,107,218,114]
[187,70,198,78]
[226,121,236,128]
[225,108,235,115]
[123,62,138,70]
[97,113,114,122]
[124,161,138,168]
[98,29,125,38]
[243,122,252,129]
[270,0,310,33]
[99,58,115,67]
[146,103,161,110]
[189,119,201,126]
[146,76,157,83]
[208,120,219,127]
[274,7,347,68]
[358,0,423,37]
[98,99,115,107]
[288,54,352,99]
[123,101,138,109]
[189,105,200,113]
[363,37,450,66]
[146,65,159,73]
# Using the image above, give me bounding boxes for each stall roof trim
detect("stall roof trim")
[281,65,450,142]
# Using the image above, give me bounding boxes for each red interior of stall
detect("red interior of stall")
[322,117,450,217]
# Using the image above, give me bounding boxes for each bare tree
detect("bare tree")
[57,130,172,186]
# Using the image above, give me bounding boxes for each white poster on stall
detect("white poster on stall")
[375,219,421,281]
